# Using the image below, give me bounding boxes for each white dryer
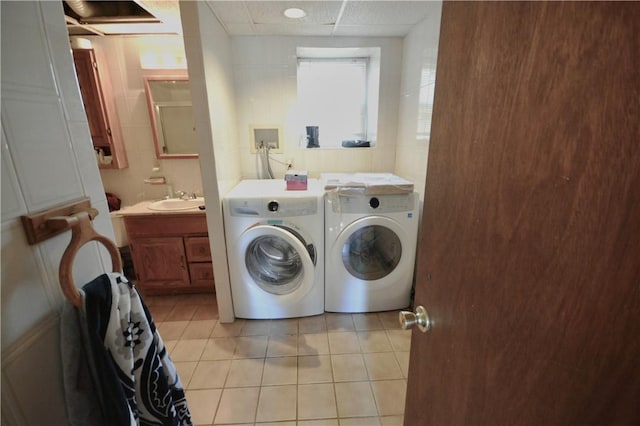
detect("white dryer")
[223,179,324,319]
[324,190,419,312]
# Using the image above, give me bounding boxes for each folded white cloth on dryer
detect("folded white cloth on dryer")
[321,172,414,194]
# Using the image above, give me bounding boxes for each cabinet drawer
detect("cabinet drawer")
[189,262,215,285]
[185,236,212,262]
[124,214,207,237]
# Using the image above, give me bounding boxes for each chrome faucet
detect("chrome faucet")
[169,190,198,200]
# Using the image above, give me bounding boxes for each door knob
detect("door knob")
[399,305,431,332]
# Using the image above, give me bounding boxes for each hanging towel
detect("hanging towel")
[62,272,192,426]
[61,300,115,426]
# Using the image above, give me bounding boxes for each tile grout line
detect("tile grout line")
[253,349,268,424]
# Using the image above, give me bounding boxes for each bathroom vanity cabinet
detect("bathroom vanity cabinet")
[123,213,214,294]
[72,48,128,169]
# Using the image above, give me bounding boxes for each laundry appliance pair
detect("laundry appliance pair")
[223,174,419,319]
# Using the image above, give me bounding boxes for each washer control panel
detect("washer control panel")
[229,197,318,217]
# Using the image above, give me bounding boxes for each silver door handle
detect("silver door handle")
[399,305,431,333]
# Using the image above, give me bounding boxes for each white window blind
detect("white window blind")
[297,58,368,147]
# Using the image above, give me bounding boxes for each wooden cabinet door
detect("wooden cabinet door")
[72,48,128,169]
[130,237,190,287]
[72,49,110,149]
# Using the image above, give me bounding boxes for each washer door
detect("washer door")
[240,224,316,295]
[335,216,408,282]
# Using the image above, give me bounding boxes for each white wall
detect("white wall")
[231,36,403,179]
[181,1,241,322]
[84,35,204,206]
[395,3,442,201]
[1,2,118,424]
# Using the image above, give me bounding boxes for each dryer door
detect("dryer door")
[240,224,316,295]
[336,216,408,282]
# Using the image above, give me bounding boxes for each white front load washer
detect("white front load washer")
[223,179,324,319]
[324,191,419,312]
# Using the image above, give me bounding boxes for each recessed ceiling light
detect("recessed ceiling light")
[284,8,306,19]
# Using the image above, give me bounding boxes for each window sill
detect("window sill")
[302,145,375,150]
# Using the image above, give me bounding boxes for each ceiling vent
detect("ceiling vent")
[63,0,181,36]
[64,1,157,23]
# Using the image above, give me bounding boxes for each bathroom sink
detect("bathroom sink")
[147,198,205,211]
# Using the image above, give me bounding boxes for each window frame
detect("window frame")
[296,51,378,149]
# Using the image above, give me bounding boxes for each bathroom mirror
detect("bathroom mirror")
[143,76,198,159]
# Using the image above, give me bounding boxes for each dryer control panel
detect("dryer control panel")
[329,192,416,214]
[229,198,318,217]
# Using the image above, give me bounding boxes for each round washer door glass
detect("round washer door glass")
[246,234,304,294]
[342,225,402,280]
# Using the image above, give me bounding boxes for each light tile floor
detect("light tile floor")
[146,293,410,426]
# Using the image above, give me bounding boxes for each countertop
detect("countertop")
[110,200,206,217]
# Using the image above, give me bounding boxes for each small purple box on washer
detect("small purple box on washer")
[285,170,308,190]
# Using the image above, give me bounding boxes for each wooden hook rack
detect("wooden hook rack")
[21,198,98,245]
[21,197,123,307]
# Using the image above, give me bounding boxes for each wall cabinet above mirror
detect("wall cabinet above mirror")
[143,76,199,159]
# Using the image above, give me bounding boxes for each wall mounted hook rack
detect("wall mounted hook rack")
[20,197,99,245]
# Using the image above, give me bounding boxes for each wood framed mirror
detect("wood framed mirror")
[143,75,198,159]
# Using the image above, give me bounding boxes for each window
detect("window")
[296,48,380,148]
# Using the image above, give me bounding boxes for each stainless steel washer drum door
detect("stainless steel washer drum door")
[342,225,401,280]
[240,224,316,296]
[333,216,410,283]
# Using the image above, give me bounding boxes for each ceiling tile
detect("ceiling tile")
[252,23,335,36]
[339,1,433,26]
[333,25,414,37]
[206,1,252,23]
[224,22,256,35]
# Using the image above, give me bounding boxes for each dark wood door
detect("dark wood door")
[405,2,640,425]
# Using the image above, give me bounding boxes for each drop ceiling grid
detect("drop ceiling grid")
[205,0,435,37]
